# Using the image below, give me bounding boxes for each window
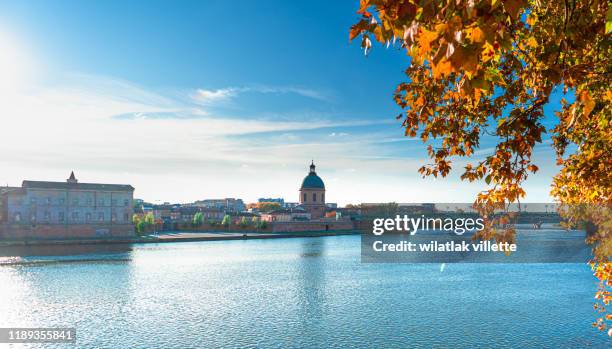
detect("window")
[30,197,36,204]
[46,197,51,205]
[124,213,129,222]
[111,213,117,222]
[99,199,105,206]
[124,199,129,207]
[303,193,307,202]
[111,199,117,206]
[86,198,92,205]
[98,212,104,222]
[322,193,325,202]
[86,212,91,222]
[313,193,317,202]
[44,211,50,221]
[72,198,79,205]
[59,198,65,205]
[58,212,64,222]
[72,212,79,221]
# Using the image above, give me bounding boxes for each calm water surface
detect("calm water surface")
[0,235,608,348]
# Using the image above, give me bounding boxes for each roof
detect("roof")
[0,187,24,195]
[301,173,325,189]
[22,180,134,192]
[268,207,307,215]
[301,161,325,189]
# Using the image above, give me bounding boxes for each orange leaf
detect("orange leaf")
[418,29,438,57]
[469,27,485,43]
[432,58,452,78]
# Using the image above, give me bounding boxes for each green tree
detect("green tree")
[256,219,268,229]
[133,213,153,236]
[239,216,250,227]
[350,0,611,333]
[144,212,154,226]
[193,212,204,227]
[221,214,231,227]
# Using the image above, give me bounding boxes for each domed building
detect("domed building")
[299,161,326,219]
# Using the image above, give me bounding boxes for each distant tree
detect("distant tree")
[257,202,282,213]
[221,214,231,227]
[239,217,250,228]
[144,212,155,226]
[257,219,268,229]
[193,212,204,227]
[133,213,153,236]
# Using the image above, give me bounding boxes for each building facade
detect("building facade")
[258,198,285,205]
[261,207,311,222]
[193,198,246,212]
[0,172,135,239]
[299,161,326,219]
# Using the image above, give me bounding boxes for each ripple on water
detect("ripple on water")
[0,235,609,348]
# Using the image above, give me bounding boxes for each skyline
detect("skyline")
[0,0,562,205]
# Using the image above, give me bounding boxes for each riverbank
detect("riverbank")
[0,230,360,247]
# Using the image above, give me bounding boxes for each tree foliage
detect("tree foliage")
[221,214,231,227]
[133,212,155,235]
[239,216,250,227]
[256,202,282,213]
[350,0,611,333]
[193,212,204,227]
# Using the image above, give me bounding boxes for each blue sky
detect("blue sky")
[0,0,559,204]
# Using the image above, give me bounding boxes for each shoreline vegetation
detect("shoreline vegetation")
[0,230,360,247]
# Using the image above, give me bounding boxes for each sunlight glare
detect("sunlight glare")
[0,30,34,92]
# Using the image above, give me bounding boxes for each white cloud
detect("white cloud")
[191,84,331,105]
[192,88,237,104]
[0,73,555,204]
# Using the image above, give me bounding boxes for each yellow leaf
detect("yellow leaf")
[527,37,538,48]
[580,91,595,117]
[481,42,495,62]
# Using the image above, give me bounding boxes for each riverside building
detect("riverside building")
[0,172,135,240]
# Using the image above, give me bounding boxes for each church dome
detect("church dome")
[301,161,325,189]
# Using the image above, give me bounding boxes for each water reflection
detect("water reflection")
[296,238,327,335]
[0,244,133,258]
[0,236,607,348]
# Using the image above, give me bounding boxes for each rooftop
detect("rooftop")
[301,161,325,189]
[22,181,134,192]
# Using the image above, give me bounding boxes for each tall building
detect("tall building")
[299,161,326,219]
[0,172,135,239]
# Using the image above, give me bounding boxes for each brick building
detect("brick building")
[299,161,326,219]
